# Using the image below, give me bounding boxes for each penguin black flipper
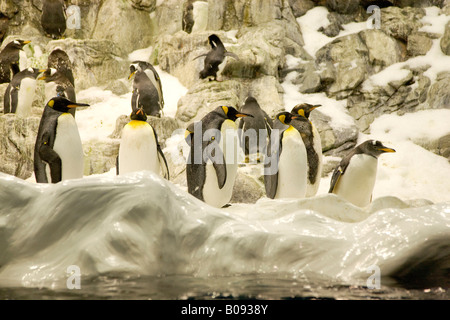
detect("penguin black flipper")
[152,127,170,180]
[116,155,119,175]
[9,86,18,113]
[193,53,208,61]
[328,158,351,193]
[205,139,227,189]
[264,130,282,199]
[224,52,239,61]
[37,131,62,183]
[3,85,12,113]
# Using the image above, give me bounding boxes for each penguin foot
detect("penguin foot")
[222,203,232,208]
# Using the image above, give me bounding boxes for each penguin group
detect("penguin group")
[0,30,396,209]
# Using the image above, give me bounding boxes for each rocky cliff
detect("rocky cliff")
[0,0,449,197]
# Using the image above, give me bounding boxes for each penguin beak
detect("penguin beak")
[23,40,31,44]
[379,147,396,153]
[38,75,46,80]
[128,71,137,80]
[236,112,253,118]
[309,105,321,111]
[67,102,90,108]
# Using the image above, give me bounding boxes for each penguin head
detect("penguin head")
[291,103,321,119]
[359,140,396,158]
[130,108,147,121]
[129,61,152,79]
[46,96,89,113]
[221,106,253,121]
[7,39,31,51]
[38,68,58,81]
[208,34,224,49]
[275,112,298,125]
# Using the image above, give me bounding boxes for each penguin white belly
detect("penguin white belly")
[306,124,322,197]
[53,113,84,181]
[334,154,377,207]
[144,69,163,105]
[45,82,58,102]
[16,77,36,117]
[275,128,308,199]
[118,121,159,175]
[203,119,239,208]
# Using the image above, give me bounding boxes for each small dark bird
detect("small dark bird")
[41,0,67,39]
[0,39,30,84]
[129,61,164,118]
[194,34,239,81]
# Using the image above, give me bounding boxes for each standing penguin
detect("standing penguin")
[128,61,164,117]
[194,34,239,81]
[290,103,322,197]
[264,112,308,199]
[4,67,45,117]
[186,106,252,208]
[237,96,273,163]
[0,39,31,84]
[47,48,75,86]
[117,108,169,179]
[34,96,89,184]
[41,0,67,39]
[39,68,76,117]
[328,140,396,207]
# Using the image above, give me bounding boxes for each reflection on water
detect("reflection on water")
[0,273,448,300]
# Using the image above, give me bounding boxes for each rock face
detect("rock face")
[0,0,449,203]
[0,114,40,180]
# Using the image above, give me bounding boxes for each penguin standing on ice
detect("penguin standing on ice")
[0,39,31,84]
[41,0,67,39]
[237,96,273,163]
[39,68,76,117]
[264,112,308,199]
[194,34,239,81]
[186,106,252,208]
[4,67,45,117]
[290,103,322,197]
[128,61,164,117]
[34,96,89,184]
[328,139,396,207]
[117,108,169,179]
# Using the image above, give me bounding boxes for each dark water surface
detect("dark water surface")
[0,273,448,300]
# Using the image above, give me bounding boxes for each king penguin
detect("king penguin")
[128,61,164,117]
[4,67,45,117]
[264,112,308,199]
[290,103,322,197]
[237,96,273,163]
[194,34,239,81]
[0,39,31,84]
[41,0,67,39]
[39,68,76,117]
[328,139,396,207]
[186,106,252,208]
[34,96,89,183]
[117,108,169,179]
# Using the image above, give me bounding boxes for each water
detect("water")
[0,172,449,301]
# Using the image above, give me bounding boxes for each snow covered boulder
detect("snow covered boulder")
[380,6,425,42]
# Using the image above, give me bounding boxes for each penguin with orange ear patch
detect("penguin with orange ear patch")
[117,108,169,179]
[34,96,89,183]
